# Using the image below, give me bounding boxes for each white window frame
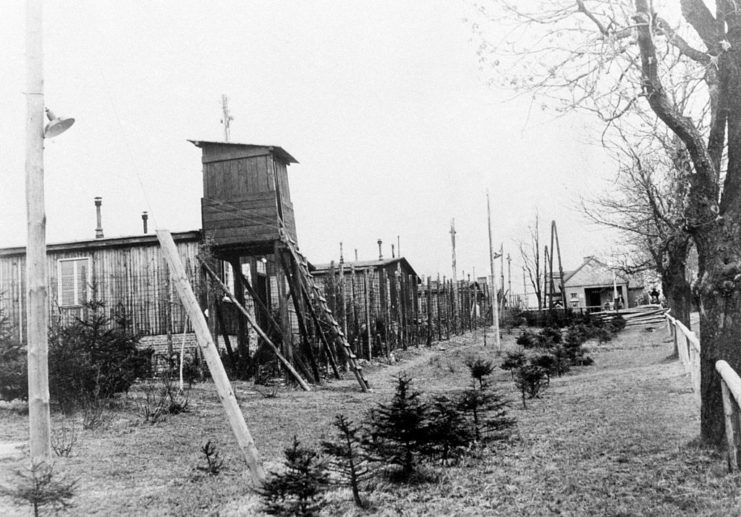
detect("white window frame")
[57,257,91,307]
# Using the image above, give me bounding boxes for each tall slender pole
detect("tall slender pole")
[507,253,512,308]
[450,219,459,334]
[26,0,51,465]
[486,192,501,350]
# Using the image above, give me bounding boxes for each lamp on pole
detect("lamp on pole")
[26,0,75,465]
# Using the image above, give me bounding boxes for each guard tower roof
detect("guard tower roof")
[187,140,299,165]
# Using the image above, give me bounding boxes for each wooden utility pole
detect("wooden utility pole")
[159,231,266,485]
[507,253,512,308]
[486,192,501,350]
[26,0,51,465]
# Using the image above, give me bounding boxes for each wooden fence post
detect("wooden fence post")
[380,268,391,358]
[426,276,432,347]
[158,230,266,486]
[364,269,372,360]
[721,379,740,472]
[350,265,357,351]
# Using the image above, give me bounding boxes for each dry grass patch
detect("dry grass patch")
[2,325,741,515]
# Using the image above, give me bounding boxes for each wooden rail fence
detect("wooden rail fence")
[665,312,741,472]
[665,312,701,405]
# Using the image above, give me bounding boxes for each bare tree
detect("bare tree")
[478,0,741,445]
[584,125,694,329]
[519,214,543,310]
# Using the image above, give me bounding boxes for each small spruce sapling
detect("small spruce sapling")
[0,462,77,517]
[367,373,429,480]
[425,395,472,463]
[457,388,514,443]
[514,365,548,409]
[321,414,372,508]
[500,351,526,379]
[464,357,495,390]
[260,436,328,517]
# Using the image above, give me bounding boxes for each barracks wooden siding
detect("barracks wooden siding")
[0,231,201,343]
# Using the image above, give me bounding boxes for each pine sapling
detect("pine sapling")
[321,414,372,508]
[260,436,328,517]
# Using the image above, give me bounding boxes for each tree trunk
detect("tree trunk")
[662,237,693,332]
[698,225,741,446]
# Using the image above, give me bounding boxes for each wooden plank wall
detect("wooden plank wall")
[0,239,200,342]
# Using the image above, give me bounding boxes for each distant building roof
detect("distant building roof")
[563,256,629,287]
[187,140,299,165]
[312,257,419,279]
[0,230,201,257]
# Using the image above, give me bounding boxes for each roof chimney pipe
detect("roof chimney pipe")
[142,211,149,234]
[94,197,104,239]
[377,239,383,260]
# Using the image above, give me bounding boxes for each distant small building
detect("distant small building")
[562,256,642,310]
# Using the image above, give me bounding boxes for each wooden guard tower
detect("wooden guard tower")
[193,140,299,254]
[190,140,369,391]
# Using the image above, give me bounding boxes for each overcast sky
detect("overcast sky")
[0,1,619,295]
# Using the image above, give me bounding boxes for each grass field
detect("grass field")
[2,322,741,516]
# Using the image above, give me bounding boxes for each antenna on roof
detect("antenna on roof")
[220,94,234,142]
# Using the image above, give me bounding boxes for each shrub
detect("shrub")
[196,441,224,476]
[48,300,152,413]
[529,353,558,380]
[0,340,27,401]
[0,304,27,401]
[51,423,79,457]
[260,436,328,517]
[608,314,627,333]
[539,326,562,345]
[516,330,538,348]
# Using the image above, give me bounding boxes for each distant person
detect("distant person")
[650,287,660,304]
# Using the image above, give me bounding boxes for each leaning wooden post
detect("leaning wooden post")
[157,230,266,486]
[200,257,312,391]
